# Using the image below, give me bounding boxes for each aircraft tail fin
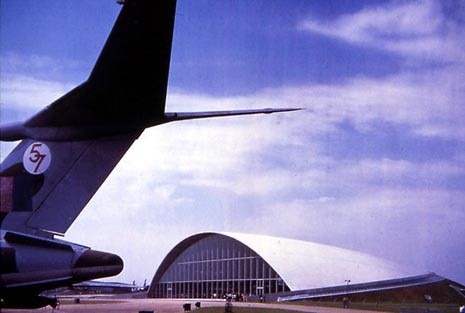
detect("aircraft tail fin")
[1,0,178,236]
[24,0,177,128]
[0,0,301,237]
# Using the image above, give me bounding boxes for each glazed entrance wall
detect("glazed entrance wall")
[150,235,290,298]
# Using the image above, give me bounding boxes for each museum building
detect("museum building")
[147,232,465,302]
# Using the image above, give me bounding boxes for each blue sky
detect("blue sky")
[1,0,465,285]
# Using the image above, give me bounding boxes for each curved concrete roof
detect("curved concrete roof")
[221,232,416,290]
[152,232,419,291]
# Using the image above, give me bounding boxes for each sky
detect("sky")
[1,0,465,286]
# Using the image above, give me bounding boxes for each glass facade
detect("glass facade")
[150,234,290,298]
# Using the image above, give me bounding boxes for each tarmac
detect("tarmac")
[2,298,389,313]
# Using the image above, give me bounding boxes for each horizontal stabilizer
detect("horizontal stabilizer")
[164,108,303,122]
[0,108,302,142]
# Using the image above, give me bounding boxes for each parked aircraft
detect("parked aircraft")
[0,0,299,308]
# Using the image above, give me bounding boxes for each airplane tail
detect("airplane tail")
[1,0,177,236]
[0,0,300,237]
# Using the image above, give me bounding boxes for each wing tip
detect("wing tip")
[263,107,305,114]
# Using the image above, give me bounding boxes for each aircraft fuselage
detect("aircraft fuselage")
[0,230,122,308]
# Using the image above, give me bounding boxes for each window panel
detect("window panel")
[154,235,289,298]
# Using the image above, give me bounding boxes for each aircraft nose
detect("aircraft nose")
[75,249,123,268]
[74,249,123,278]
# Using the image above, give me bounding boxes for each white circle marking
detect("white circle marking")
[23,142,52,175]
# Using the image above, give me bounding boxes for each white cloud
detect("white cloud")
[0,52,82,123]
[299,0,465,63]
[164,63,465,144]
[236,185,465,277]
[0,74,74,118]
[281,70,464,140]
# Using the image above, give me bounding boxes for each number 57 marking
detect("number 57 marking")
[23,142,52,175]
[29,143,47,173]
